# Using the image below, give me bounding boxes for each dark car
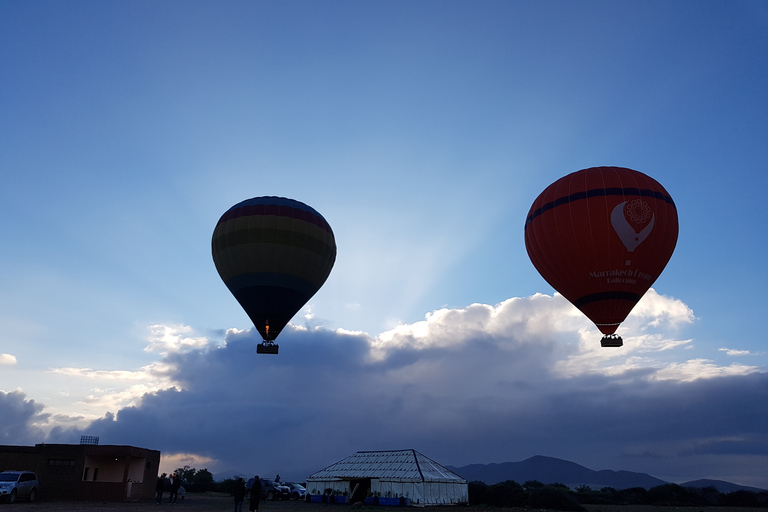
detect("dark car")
[0,470,39,503]
[260,478,290,500]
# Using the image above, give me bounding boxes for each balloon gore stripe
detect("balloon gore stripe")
[216,196,333,234]
[572,291,643,308]
[524,187,676,229]
[212,228,331,256]
[225,272,319,298]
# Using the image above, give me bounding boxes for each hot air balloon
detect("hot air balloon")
[212,196,337,354]
[524,166,678,347]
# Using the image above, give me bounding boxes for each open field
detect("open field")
[3,495,768,512]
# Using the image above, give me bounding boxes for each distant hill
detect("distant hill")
[447,456,766,492]
[681,479,766,493]
[447,455,669,490]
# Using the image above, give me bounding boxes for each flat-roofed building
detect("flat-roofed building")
[0,443,160,502]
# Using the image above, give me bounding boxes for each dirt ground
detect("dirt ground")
[5,496,768,512]
[1,495,441,511]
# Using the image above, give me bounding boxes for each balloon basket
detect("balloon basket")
[600,334,623,347]
[257,342,279,354]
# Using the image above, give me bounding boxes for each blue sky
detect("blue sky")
[2,0,767,490]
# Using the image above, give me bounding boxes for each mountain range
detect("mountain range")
[446,456,765,492]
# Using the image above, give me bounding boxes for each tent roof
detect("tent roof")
[306,449,467,483]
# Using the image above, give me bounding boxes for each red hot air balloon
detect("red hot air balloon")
[524,167,678,347]
[212,196,337,354]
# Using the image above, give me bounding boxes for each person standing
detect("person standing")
[234,477,247,512]
[169,473,181,503]
[249,476,262,512]
[155,476,165,504]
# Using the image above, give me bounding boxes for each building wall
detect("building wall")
[306,478,469,506]
[374,480,468,505]
[306,479,351,495]
[0,445,38,471]
[0,444,160,502]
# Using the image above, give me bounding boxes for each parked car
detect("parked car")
[260,478,290,500]
[0,470,39,503]
[286,482,306,500]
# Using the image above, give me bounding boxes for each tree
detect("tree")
[192,468,214,492]
[175,465,196,484]
[617,486,647,505]
[527,485,585,511]
[467,481,488,506]
[523,480,544,490]
[646,484,707,506]
[218,477,240,495]
[721,489,768,507]
[486,480,526,507]
[170,466,215,492]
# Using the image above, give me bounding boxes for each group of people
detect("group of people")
[155,473,185,504]
[234,475,262,512]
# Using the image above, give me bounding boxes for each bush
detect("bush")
[721,489,768,507]
[471,478,767,510]
[217,477,241,495]
[574,485,620,505]
[617,486,648,505]
[467,481,488,506]
[486,480,526,507]
[527,485,585,511]
[645,484,708,506]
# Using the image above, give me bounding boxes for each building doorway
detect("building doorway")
[349,478,371,504]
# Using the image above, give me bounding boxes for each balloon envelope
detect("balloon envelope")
[212,196,337,342]
[524,166,678,341]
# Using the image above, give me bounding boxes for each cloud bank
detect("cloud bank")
[3,291,766,489]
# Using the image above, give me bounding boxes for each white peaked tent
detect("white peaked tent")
[306,449,468,506]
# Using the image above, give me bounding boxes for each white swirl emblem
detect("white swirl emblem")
[626,199,652,223]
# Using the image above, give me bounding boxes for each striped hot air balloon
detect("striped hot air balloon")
[212,196,337,353]
[524,167,678,347]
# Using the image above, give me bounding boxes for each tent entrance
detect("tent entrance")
[349,478,371,503]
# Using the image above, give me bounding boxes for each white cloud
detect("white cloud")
[50,360,178,389]
[719,347,751,356]
[552,291,699,379]
[335,327,367,336]
[0,353,17,365]
[651,358,760,382]
[78,384,174,410]
[144,324,214,355]
[42,363,180,425]
[629,289,696,329]
[371,293,581,361]
[51,366,166,381]
[44,326,212,419]
[371,290,720,386]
